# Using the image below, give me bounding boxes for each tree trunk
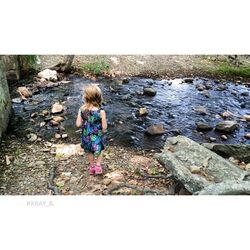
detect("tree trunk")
[61,55,74,73]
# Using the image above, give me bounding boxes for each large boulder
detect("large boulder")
[38,69,58,82]
[154,136,245,194]
[202,143,250,163]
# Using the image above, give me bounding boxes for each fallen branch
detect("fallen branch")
[107,183,168,195]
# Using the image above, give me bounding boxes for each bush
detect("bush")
[83,58,109,75]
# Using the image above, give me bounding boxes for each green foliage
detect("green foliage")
[208,64,250,78]
[18,55,38,69]
[83,58,109,75]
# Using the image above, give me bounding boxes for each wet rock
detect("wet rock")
[38,69,58,82]
[143,87,157,96]
[50,120,59,126]
[193,106,208,115]
[17,87,32,99]
[241,91,249,96]
[122,78,130,84]
[240,102,246,108]
[171,129,181,135]
[220,111,233,119]
[139,107,149,116]
[243,115,250,121]
[40,122,46,127]
[154,136,245,194]
[209,137,217,142]
[42,110,49,116]
[215,120,238,133]
[30,112,38,118]
[202,90,210,98]
[215,84,226,91]
[51,103,64,114]
[231,90,237,96]
[53,116,64,123]
[183,78,193,83]
[221,135,228,140]
[46,81,59,88]
[145,124,165,135]
[12,97,23,104]
[27,133,37,142]
[196,122,213,131]
[196,84,206,91]
[202,143,250,163]
[245,133,250,139]
[121,94,131,101]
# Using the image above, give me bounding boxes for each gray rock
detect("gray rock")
[215,120,238,132]
[154,136,245,194]
[196,122,213,131]
[241,91,249,96]
[146,124,165,135]
[143,87,157,97]
[183,78,193,83]
[193,106,208,115]
[202,143,250,163]
[197,180,250,195]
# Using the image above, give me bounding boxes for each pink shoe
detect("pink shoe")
[95,165,103,175]
[88,165,95,175]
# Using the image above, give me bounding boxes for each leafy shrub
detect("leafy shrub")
[83,58,109,75]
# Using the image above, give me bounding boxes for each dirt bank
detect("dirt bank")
[39,55,250,80]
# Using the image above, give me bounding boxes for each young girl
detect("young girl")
[76,84,107,175]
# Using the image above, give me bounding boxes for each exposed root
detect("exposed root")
[107,183,168,195]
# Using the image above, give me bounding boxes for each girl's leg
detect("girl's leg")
[96,151,103,166]
[87,153,94,166]
[87,153,95,174]
[95,152,103,174]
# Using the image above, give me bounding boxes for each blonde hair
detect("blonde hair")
[82,84,103,110]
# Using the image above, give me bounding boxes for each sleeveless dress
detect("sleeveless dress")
[80,108,107,157]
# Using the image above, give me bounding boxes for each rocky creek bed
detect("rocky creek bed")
[0,73,249,195]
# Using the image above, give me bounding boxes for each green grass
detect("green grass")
[208,64,250,79]
[82,58,109,75]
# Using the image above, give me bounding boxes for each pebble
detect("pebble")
[139,107,149,116]
[221,135,228,140]
[61,134,68,139]
[27,133,37,142]
[55,133,61,139]
[103,178,112,186]
[209,137,217,142]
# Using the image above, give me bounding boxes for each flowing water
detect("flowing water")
[9,76,250,151]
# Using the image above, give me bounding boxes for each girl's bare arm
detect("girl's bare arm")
[100,110,107,131]
[76,109,83,127]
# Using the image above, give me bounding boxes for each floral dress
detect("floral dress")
[80,108,107,157]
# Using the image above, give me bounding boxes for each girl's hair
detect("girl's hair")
[82,84,103,110]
